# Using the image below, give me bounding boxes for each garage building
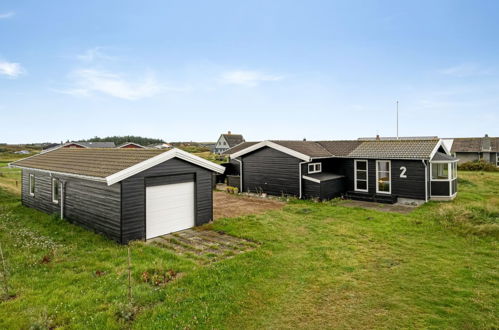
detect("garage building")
[10,148,225,243]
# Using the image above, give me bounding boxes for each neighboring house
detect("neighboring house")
[444,134,498,166]
[10,148,225,243]
[227,139,458,203]
[117,142,145,149]
[214,131,245,154]
[42,141,116,153]
[147,143,172,149]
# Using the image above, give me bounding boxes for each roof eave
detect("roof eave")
[105,148,225,185]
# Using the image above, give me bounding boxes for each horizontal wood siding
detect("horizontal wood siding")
[64,179,121,241]
[320,178,345,200]
[302,179,320,199]
[391,160,426,200]
[121,158,213,243]
[341,159,426,200]
[431,181,450,196]
[242,147,301,197]
[21,169,121,241]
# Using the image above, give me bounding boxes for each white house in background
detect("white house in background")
[214,131,245,154]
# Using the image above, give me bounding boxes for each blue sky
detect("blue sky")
[1,0,498,143]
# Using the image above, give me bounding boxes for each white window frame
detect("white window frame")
[354,160,368,192]
[308,162,322,174]
[376,160,391,194]
[430,162,451,181]
[29,174,35,196]
[52,178,60,204]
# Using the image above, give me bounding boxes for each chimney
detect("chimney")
[228,131,231,135]
[482,134,491,151]
[376,134,380,141]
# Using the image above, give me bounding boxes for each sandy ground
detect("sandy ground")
[213,191,285,219]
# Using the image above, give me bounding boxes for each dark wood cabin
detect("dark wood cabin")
[11,148,225,243]
[226,139,458,203]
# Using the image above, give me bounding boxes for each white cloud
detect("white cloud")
[76,47,115,62]
[62,69,163,100]
[220,70,282,87]
[0,60,25,78]
[0,11,14,19]
[439,63,492,77]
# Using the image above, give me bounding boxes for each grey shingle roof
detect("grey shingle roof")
[316,141,362,156]
[451,137,498,153]
[347,139,440,160]
[231,139,444,160]
[11,148,166,178]
[222,134,245,148]
[222,141,259,155]
[432,152,458,161]
[271,141,332,158]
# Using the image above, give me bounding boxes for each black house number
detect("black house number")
[400,166,407,178]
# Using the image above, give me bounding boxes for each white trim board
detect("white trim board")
[106,148,225,185]
[302,175,321,183]
[354,159,369,192]
[375,160,392,195]
[230,141,311,162]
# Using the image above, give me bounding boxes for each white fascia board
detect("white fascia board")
[230,141,311,162]
[9,165,107,183]
[302,175,321,183]
[430,160,459,163]
[429,139,451,160]
[105,148,225,186]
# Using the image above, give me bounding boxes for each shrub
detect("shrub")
[458,160,499,172]
[226,186,239,194]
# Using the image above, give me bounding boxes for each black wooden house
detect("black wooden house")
[226,139,458,203]
[11,148,225,243]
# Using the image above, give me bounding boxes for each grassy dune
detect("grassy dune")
[0,165,497,329]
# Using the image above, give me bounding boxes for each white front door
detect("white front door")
[146,181,195,239]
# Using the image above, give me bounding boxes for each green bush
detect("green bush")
[458,160,499,172]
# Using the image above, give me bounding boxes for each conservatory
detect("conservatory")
[430,152,459,200]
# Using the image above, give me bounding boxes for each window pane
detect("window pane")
[378,161,390,172]
[357,171,367,180]
[356,161,366,170]
[378,180,390,192]
[356,180,367,190]
[432,163,449,179]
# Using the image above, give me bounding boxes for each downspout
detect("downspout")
[233,158,243,192]
[422,160,428,202]
[60,180,66,219]
[298,160,310,199]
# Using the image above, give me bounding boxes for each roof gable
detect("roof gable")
[221,134,244,147]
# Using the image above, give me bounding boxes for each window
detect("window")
[451,162,457,180]
[52,178,60,204]
[431,163,449,180]
[354,160,368,192]
[29,174,35,196]
[308,163,322,174]
[376,160,391,194]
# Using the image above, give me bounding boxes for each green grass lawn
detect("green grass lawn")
[0,168,497,329]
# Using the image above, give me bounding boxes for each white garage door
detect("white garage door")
[146,181,195,239]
